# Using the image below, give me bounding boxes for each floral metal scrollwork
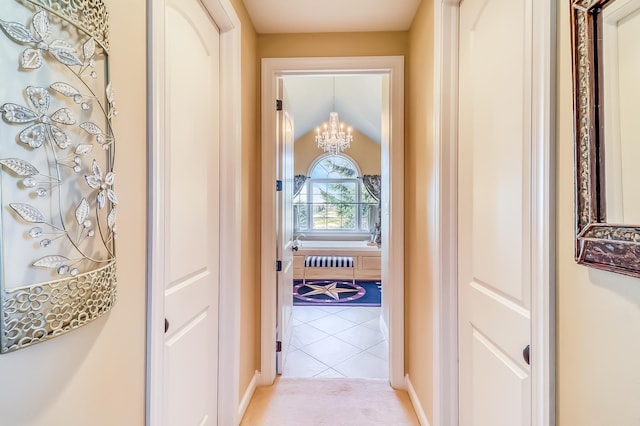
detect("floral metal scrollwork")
[0,0,116,353]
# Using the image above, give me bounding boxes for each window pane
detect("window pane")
[310,156,358,179]
[308,181,356,230]
[296,155,373,233]
[312,183,328,203]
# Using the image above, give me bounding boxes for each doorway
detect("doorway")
[260,56,405,389]
[282,75,387,379]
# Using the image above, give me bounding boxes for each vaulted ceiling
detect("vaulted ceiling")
[283,75,383,144]
[243,0,421,145]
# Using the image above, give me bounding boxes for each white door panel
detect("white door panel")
[165,312,214,426]
[276,89,294,374]
[164,0,220,423]
[458,0,532,424]
[471,329,529,425]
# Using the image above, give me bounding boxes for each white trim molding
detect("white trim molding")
[260,56,405,389]
[531,0,557,424]
[405,375,431,426]
[432,1,460,425]
[238,371,260,422]
[432,0,555,425]
[215,0,243,424]
[146,0,242,425]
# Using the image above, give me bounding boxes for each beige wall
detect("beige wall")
[229,0,261,403]
[294,129,381,175]
[557,3,640,425]
[406,0,435,422]
[258,32,408,58]
[0,0,147,424]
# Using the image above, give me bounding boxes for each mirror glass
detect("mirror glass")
[603,0,640,224]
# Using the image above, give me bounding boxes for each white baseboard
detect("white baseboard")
[238,370,260,422]
[405,374,431,426]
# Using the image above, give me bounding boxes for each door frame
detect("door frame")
[432,0,556,425]
[146,0,242,424]
[260,56,405,388]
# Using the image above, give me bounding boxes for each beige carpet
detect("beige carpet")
[240,377,420,426]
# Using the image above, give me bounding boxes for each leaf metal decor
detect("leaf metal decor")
[0,0,117,353]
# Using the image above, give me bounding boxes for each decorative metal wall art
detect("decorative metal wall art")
[0,0,117,353]
[570,0,640,277]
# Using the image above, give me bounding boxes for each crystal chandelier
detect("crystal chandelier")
[315,112,353,154]
[315,77,353,154]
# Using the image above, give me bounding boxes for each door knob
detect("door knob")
[523,344,530,365]
[164,318,169,333]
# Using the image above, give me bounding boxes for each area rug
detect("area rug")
[293,279,381,307]
[240,377,420,426]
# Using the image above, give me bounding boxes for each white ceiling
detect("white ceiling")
[242,0,421,34]
[246,0,421,145]
[283,75,383,144]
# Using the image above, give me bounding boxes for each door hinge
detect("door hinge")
[276,180,283,192]
[276,99,283,111]
[276,340,282,352]
[276,260,282,272]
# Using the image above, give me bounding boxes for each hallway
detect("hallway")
[239,305,414,424]
[240,377,419,425]
[3,0,633,425]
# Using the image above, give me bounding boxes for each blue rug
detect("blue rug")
[293,279,381,307]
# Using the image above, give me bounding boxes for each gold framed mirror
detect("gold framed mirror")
[571,0,640,277]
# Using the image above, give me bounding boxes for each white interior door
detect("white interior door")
[163,0,220,423]
[458,0,533,424]
[276,84,294,374]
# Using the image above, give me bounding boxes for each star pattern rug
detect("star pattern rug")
[293,279,381,306]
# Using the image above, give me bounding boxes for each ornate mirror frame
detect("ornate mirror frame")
[571,0,640,277]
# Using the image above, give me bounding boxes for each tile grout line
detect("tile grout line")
[284,306,389,379]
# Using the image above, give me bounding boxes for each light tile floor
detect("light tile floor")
[282,305,389,379]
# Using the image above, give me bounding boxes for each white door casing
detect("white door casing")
[260,57,405,388]
[276,86,295,374]
[432,2,461,425]
[446,0,555,424]
[147,0,242,424]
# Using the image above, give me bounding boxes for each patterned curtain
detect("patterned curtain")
[362,175,382,247]
[294,174,307,197]
[362,175,381,201]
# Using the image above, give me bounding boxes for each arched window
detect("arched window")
[294,154,377,234]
